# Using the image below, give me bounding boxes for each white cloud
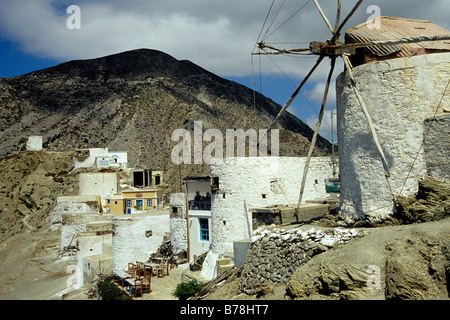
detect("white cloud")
[305,109,337,143]
[0,0,447,79]
[304,80,337,106]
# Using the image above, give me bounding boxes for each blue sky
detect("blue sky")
[0,0,448,141]
[0,39,59,77]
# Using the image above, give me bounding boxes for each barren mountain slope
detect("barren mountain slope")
[0,49,331,189]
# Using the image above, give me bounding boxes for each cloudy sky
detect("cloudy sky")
[0,0,448,141]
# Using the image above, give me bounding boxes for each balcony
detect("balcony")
[188,200,211,211]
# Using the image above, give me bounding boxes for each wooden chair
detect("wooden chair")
[130,279,144,298]
[142,269,152,294]
[158,259,170,277]
[125,263,136,276]
[135,261,143,277]
[165,259,170,276]
[149,263,160,277]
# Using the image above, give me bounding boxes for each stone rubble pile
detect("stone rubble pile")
[241,226,362,295]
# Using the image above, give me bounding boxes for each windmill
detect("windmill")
[253,0,450,211]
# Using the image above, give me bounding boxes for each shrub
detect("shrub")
[97,276,132,300]
[172,280,204,300]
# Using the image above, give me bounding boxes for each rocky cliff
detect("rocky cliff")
[0,49,331,189]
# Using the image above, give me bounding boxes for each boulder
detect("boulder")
[286,218,450,300]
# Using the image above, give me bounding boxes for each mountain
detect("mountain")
[0,48,331,187]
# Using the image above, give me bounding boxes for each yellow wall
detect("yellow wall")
[108,198,125,215]
[108,190,162,215]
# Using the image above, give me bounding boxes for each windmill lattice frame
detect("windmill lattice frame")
[253,0,450,208]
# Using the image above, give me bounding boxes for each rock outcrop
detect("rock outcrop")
[286,218,450,300]
[0,151,79,242]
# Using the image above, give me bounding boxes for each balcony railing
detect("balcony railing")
[188,200,211,211]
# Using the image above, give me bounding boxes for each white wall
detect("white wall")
[76,232,112,288]
[112,214,170,274]
[108,151,128,168]
[187,211,211,261]
[74,148,108,168]
[169,190,212,261]
[169,193,187,255]
[209,156,335,257]
[79,173,119,206]
[26,136,42,151]
[336,52,450,223]
[60,214,113,249]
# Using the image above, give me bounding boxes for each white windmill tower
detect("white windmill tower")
[254,0,450,224]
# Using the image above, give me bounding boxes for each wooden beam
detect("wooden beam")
[297,57,336,208]
[313,0,334,34]
[330,0,364,44]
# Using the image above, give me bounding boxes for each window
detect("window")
[212,177,219,191]
[147,199,152,207]
[199,218,209,241]
[126,200,132,207]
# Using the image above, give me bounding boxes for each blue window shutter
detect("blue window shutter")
[199,218,209,241]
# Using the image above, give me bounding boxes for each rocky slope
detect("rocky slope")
[286,217,450,300]
[0,49,331,190]
[203,176,450,300]
[0,151,78,242]
[202,217,450,301]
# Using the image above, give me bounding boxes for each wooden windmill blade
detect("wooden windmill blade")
[296,0,352,207]
[254,0,364,207]
[255,0,344,143]
[254,0,449,208]
[297,56,337,207]
[330,0,364,44]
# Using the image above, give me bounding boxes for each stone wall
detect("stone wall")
[60,213,113,250]
[209,156,336,257]
[423,113,450,183]
[169,193,188,255]
[336,52,450,223]
[240,226,361,295]
[50,200,98,230]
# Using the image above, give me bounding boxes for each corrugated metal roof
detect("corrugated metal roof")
[345,16,450,57]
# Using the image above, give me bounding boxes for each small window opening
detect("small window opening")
[212,177,220,191]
